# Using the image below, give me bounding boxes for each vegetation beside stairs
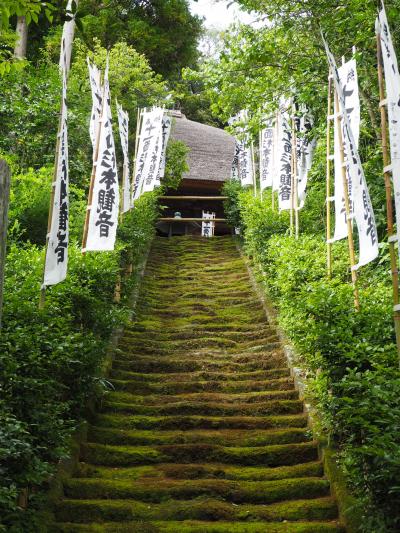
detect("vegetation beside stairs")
[51,236,346,532]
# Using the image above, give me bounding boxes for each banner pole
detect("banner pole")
[377,32,400,362]
[259,130,263,201]
[334,88,360,309]
[82,70,106,253]
[326,73,333,278]
[251,141,257,197]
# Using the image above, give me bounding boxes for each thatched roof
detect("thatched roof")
[170,112,235,183]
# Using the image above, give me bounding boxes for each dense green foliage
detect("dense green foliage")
[224,180,400,532]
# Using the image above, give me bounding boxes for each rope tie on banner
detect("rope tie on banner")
[394,304,400,313]
[388,235,398,243]
[379,98,388,107]
[384,164,393,173]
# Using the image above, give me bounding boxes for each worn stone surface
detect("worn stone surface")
[53,236,345,532]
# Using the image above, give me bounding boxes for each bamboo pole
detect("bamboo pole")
[376,32,400,363]
[82,71,106,252]
[259,130,263,201]
[334,89,360,310]
[251,141,257,197]
[326,74,333,278]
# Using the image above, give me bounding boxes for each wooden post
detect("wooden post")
[0,160,10,329]
[251,141,257,197]
[334,89,360,310]
[82,71,106,252]
[326,74,333,278]
[259,130,263,201]
[377,32,400,363]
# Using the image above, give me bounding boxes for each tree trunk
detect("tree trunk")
[0,160,11,329]
[14,16,28,59]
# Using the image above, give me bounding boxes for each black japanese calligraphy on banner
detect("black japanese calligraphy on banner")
[260,121,274,191]
[132,108,164,203]
[155,114,172,187]
[296,107,316,208]
[88,59,102,151]
[332,58,360,242]
[231,140,240,180]
[324,38,378,268]
[86,70,120,251]
[43,69,69,287]
[277,109,292,210]
[117,103,130,213]
[377,7,400,261]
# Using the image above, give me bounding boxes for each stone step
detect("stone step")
[54,520,345,532]
[76,460,324,482]
[55,496,338,523]
[63,476,330,504]
[94,413,309,431]
[106,377,295,395]
[108,367,291,382]
[87,426,310,447]
[81,441,318,467]
[101,398,304,417]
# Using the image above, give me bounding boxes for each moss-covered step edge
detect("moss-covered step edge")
[87,426,310,447]
[93,413,309,431]
[63,476,330,504]
[81,441,318,467]
[54,496,339,523]
[52,520,345,533]
[76,460,324,482]
[236,239,360,532]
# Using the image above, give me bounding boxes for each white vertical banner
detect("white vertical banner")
[276,104,292,210]
[131,108,164,202]
[377,6,400,260]
[324,39,379,268]
[43,68,69,287]
[231,140,240,180]
[296,107,316,208]
[59,0,76,75]
[202,211,215,237]
[88,59,102,151]
[272,114,281,192]
[238,136,254,187]
[117,102,130,213]
[333,58,360,241]
[260,120,275,191]
[85,66,120,251]
[155,114,172,187]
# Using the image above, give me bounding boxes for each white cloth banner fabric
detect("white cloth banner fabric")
[260,121,275,191]
[332,59,360,241]
[117,102,130,213]
[202,211,215,237]
[276,106,292,210]
[231,140,240,180]
[333,58,360,241]
[88,59,102,151]
[296,108,316,208]
[132,108,164,202]
[272,115,281,192]
[85,67,120,251]
[324,39,378,268]
[377,7,400,259]
[59,0,75,75]
[155,114,172,187]
[43,62,69,287]
[238,137,254,187]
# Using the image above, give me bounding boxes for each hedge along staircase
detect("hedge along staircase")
[54,236,345,533]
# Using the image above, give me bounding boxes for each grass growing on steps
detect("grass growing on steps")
[52,236,344,532]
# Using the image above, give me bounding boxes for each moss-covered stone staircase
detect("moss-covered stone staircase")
[54,236,345,532]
